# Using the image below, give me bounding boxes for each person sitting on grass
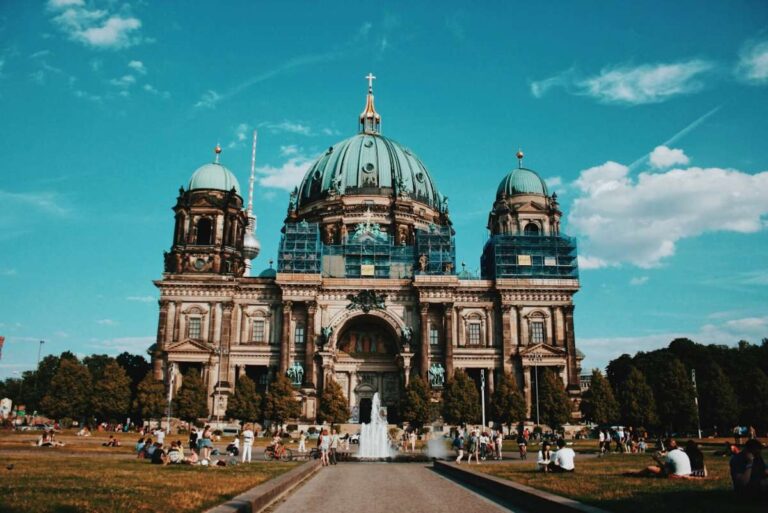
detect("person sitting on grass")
[143,438,157,459]
[150,443,167,465]
[730,438,768,496]
[633,438,691,478]
[102,435,121,447]
[537,441,553,472]
[226,436,240,456]
[135,437,146,454]
[76,426,91,437]
[547,438,575,473]
[685,440,708,477]
[167,441,184,464]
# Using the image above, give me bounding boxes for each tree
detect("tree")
[697,361,738,434]
[489,372,526,430]
[91,361,132,423]
[40,359,92,420]
[116,352,151,396]
[318,378,350,427]
[263,374,301,426]
[134,374,166,422]
[174,370,209,422]
[580,369,619,425]
[536,368,572,429]
[616,366,658,428]
[654,358,698,433]
[400,376,431,428]
[226,375,261,424]
[442,371,480,425]
[733,367,768,431]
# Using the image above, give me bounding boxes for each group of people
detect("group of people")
[631,438,707,478]
[135,425,223,466]
[317,428,343,466]
[453,429,504,463]
[598,427,647,455]
[535,438,577,472]
[35,429,65,447]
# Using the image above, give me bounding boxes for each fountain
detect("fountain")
[357,392,393,459]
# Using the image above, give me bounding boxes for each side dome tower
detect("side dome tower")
[163,146,248,276]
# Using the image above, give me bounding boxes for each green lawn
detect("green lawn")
[0,431,297,513]
[475,453,764,513]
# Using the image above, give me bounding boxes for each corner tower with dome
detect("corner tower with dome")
[153,75,583,426]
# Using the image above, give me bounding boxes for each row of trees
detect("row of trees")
[581,338,768,433]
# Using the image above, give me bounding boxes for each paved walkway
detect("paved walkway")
[270,462,522,513]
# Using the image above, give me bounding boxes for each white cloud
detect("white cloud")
[629,276,649,286]
[257,157,314,191]
[109,74,135,88]
[532,60,714,105]
[194,89,221,109]
[127,60,146,74]
[544,176,562,188]
[0,190,72,216]
[47,2,144,50]
[95,319,116,326]
[227,123,250,148]
[579,316,768,372]
[143,83,170,98]
[30,50,52,59]
[649,145,690,168]
[126,295,155,303]
[569,161,768,268]
[577,255,611,270]
[261,120,312,136]
[0,268,17,277]
[736,39,768,84]
[89,336,154,354]
[280,144,299,157]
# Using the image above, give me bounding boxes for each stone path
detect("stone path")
[270,462,523,513]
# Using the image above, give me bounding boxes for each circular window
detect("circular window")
[415,172,425,183]
[313,170,322,180]
[194,258,206,270]
[363,163,375,173]
[364,140,373,148]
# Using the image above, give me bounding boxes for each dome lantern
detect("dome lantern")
[359,72,381,134]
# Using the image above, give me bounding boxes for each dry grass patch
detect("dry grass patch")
[475,453,763,513]
[0,452,296,513]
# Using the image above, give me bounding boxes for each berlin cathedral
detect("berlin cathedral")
[153,75,583,424]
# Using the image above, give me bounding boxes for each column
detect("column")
[419,303,430,379]
[208,302,217,343]
[501,305,513,374]
[485,306,494,347]
[154,300,170,379]
[172,300,182,341]
[564,305,580,389]
[519,308,529,346]
[220,302,234,386]
[523,366,532,418]
[305,302,316,387]
[280,301,293,373]
[240,306,248,343]
[487,368,495,395]
[554,306,565,346]
[444,303,454,378]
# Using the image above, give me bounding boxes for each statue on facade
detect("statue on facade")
[319,326,334,349]
[286,362,304,386]
[400,326,413,351]
[346,290,387,313]
[428,363,445,388]
[418,254,429,272]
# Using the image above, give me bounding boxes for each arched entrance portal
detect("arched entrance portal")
[333,315,402,423]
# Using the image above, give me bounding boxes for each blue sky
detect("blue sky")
[1,0,768,379]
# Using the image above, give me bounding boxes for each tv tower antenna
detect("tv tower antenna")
[242,129,261,274]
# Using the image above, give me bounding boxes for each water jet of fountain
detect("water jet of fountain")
[357,392,393,459]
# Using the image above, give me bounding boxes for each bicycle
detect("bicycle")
[263,444,293,461]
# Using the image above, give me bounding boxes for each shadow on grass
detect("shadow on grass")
[589,488,764,513]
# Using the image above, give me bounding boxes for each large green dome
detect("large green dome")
[189,162,241,195]
[496,167,548,199]
[296,133,444,210]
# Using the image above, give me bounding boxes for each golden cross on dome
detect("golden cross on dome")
[365,72,376,92]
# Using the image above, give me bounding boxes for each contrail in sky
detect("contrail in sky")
[628,105,723,170]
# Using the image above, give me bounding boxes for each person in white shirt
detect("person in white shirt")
[548,438,576,472]
[241,424,255,463]
[636,438,692,478]
[298,431,307,454]
[598,430,606,455]
[330,429,340,465]
[154,428,165,445]
[495,431,504,460]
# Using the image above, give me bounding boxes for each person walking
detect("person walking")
[495,430,504,460]
[330,429,340,465]
[517,431,528,460]
[409,430,417,453]
[319,429,331,467]
[298,430,307,454]
[453,434,465,463]
[241,423,254,463]
[467,431,480,464]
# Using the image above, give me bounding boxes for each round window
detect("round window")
[364,140,373,148]
[363,163,375,173]
[415,172,425,183]
[194,258,206,270]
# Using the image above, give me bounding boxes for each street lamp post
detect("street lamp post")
[166,363,176,433]
[481,369,486,429]
[34,340,44,398]
[692,369,702,439]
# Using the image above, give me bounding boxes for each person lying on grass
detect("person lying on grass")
[102,435,121,447]
[630,438,692,478]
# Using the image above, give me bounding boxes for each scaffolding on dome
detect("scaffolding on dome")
[480,234,579,279]
[277,221,322,273]
[324,235,414,279]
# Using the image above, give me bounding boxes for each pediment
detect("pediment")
[165,339,213,353]
[519,343,567,358]
[516,201,548,213]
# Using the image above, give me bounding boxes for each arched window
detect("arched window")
[196,218,213,245]
[524,223,540,236]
